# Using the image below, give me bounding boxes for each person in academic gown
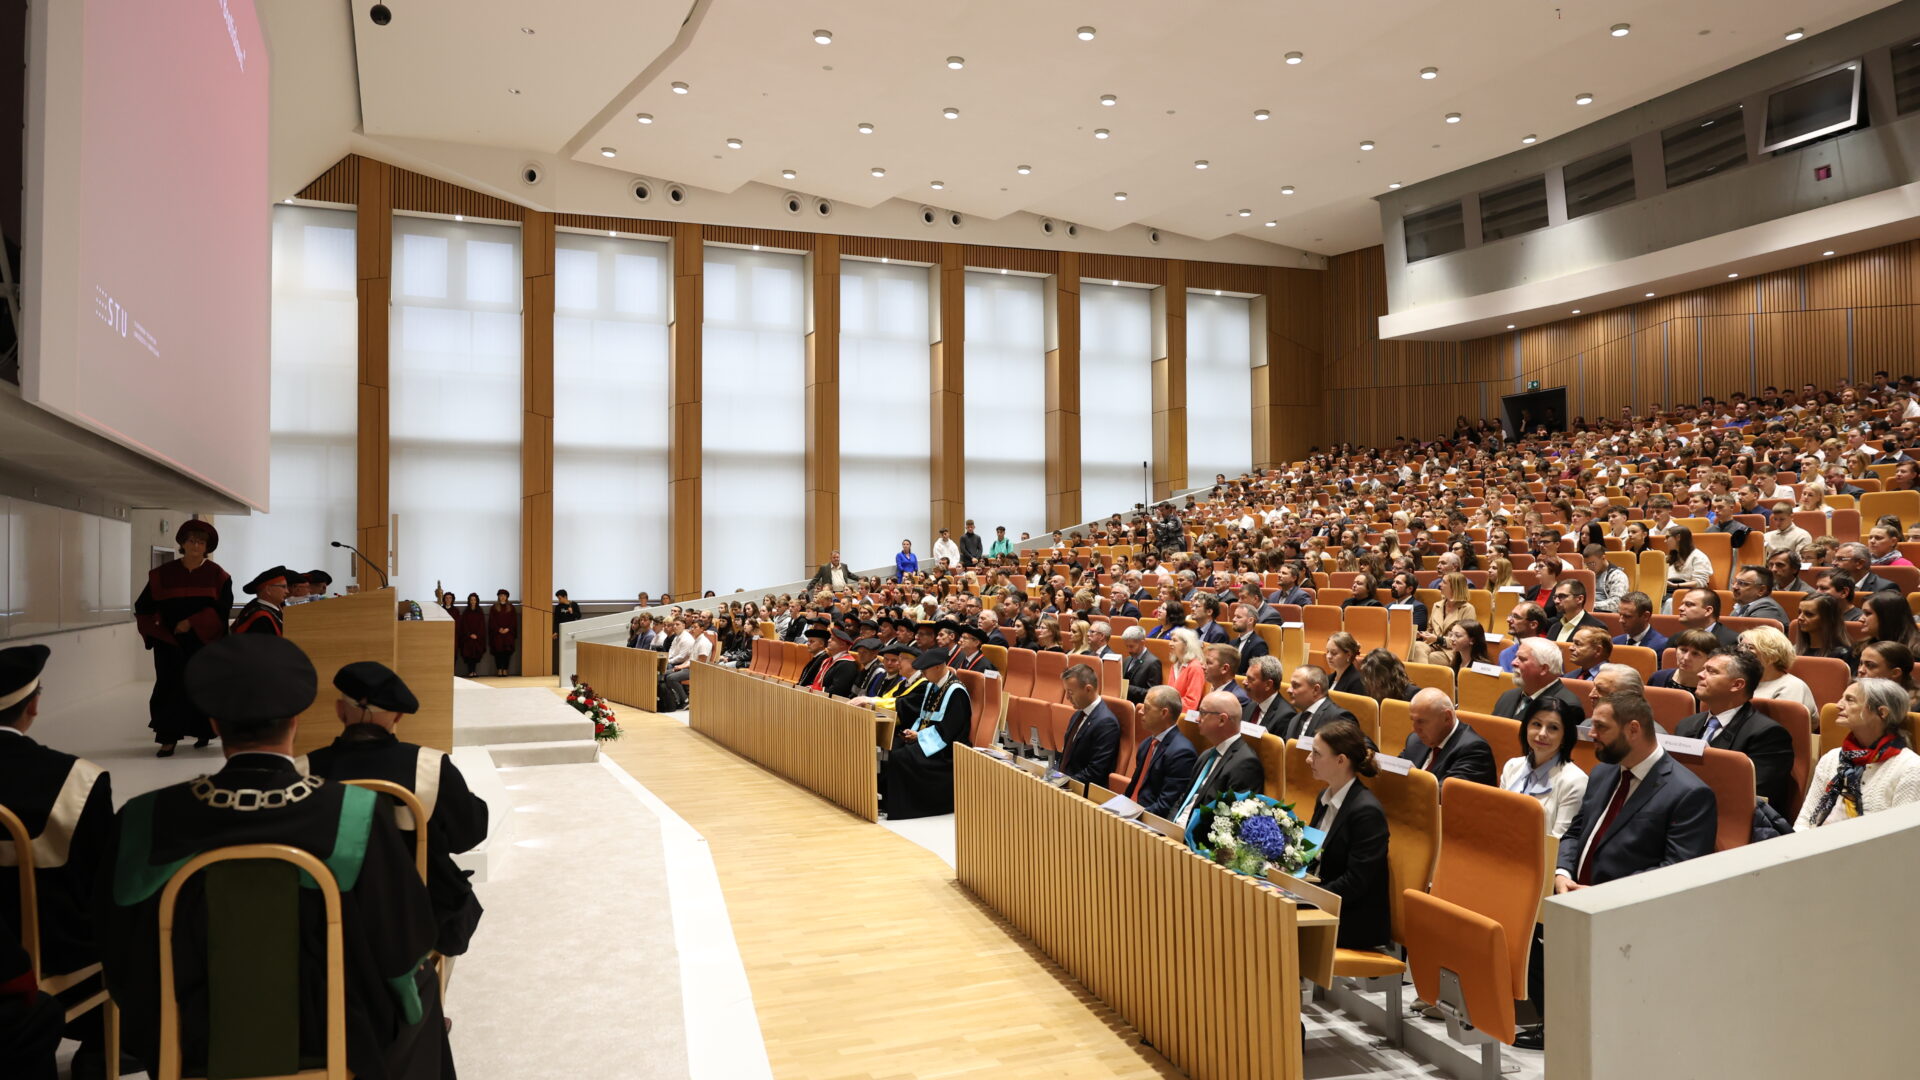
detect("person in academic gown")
[0,645,127,1079]
[1,912,68,1080]
[95,635,451,1080]
[300,662,487,958]
[456,593,488,677]
[880,647,973,820]
[793,625,832,689]
[486,590,518,676]
[133,520,232,756]
[811,628,863,699]
[231,567,293,637]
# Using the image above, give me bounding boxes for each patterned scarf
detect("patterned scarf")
[1808,730,1907,824]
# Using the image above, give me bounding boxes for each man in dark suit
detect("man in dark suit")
[1169,690,1266,830]
[1386,571,1428,633]
[1271,665,1355,740]
[1675,587,1740,649]
[1265,563,1314,608]
[1544,580,1606,642]
[1057,663,1121,787]
[1191,595,1231,644]
[1228,604,1269,675]
[1240,655,1288,732]
[1564,627,1613,682]
[1201,644,1253,708]
[1729,565,1789,631]
[1118,628,1162,706]
[1493,638,1589,729]
[1555,691,1716,892]
[1104,585,1140,620]
[1401,687,1497,788]
[1119,685,1199,818]
[1675,650,1796,812]
[1611,591,1669,654]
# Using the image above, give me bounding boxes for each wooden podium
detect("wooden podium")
[283,588,453,755]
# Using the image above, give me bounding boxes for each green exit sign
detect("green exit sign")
[1527,380,1541,390]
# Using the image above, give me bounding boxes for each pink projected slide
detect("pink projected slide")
[24,0,272,509]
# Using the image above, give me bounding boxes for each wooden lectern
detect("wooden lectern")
[283,588,453,755]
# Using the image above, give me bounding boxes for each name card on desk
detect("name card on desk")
[1099,793,1146,819]
[1659,732,1709,757]
[1241,720,1270,740]
[1017,756,1050,778]
[1281,621,1305,629]
[1374,754,1412,776]
[1470,661,1504,677]
[1140,812,1186,841]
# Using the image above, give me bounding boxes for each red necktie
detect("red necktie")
[1126,737,1159,799]
[1576,772,1635,885]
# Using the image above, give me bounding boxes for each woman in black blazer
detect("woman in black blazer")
[1305,718,1393,950]
[1323,632,1367,697]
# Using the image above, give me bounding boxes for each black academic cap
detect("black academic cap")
[185,635,317,725]
[935,619,965,637]
[333,661,420,715]
[831,626,856,644]
[912,647,951,671]
[804,626,831,641]
[242,566,293,595]
[0,645,51,711]
[308,570,334,586]
[855,637,884,651]
[882,643,917,657]
[958,624,986,642]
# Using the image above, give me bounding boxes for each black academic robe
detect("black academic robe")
[96,754,449,1080]
[887,678,934,738]
[231,599,286,637]
[793,651,828,690]
[301,727,488,956]
[814,653,861,699]
[882,679,972,819]
[1,910,66,1079]
[134,559,233,744]
[0,733,114,976]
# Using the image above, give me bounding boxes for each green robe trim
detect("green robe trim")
[113,785,378,907]
[386,955,431,1026]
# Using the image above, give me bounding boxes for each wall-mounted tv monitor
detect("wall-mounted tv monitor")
[1761,62,1864,155]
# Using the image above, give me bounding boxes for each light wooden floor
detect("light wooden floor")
[578,687,1182,1080]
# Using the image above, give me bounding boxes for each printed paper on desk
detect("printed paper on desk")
[1099,793,1145,819]
[1483,633,1506,643]
[1240,720,1269,740]
[1374,753,1412,776]
[1185,710,1201,725]
[1470,661,1504,677]
[1658,732,1709,757]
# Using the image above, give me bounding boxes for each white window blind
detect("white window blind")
[1186,292,1254,482]
[839,258,930,570]
[1078,283,1154,519]
[962,272,1045,536]
[389,215,523,602]
[213,205,358,588]
[703,246,806,591]
[552,232,670,601]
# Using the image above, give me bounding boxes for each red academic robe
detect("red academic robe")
[133,559,233,744]
[487,603,519,659]
[456,608,489,662]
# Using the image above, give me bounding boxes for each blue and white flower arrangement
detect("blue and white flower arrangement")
[1185,791,1319,877]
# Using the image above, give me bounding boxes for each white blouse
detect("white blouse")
[1753,673,1818,717]
[1665,548,1714,588]
[1499,757,1589,839]
[1794,747,1920,830]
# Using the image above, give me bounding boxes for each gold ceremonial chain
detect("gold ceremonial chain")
[188,774,327,811]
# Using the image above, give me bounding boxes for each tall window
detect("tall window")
[214,205,358,586]
[552,232,670,601]
[963,272,1046,535]
[840,258,930,569]
[1187,292,1253,483]
[389,215,523,601]
[703,246,806,591]
[1079,283,1153,519]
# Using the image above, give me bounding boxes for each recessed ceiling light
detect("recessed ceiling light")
[1822,250,1836,257]
[725,137,743,149]
[282,197,292,204]
[781,169,796,179]
[752,245,760,251]
[1610,23,1631,37]
[1507,324,1517,330]
[1522,133,1537,144]
[608,230,616,237]
[1645,292,1656,297]
[635,113,653,124]
[999,268,1008,275]
[1094,128,1110,139]
[1784,28,1805,41]
[1727,272,1740,278]
[1076,26,1096,40]
[1194,159,1209,169]
[1359,139,1376,150]
[1284,51,1303,64]
[1419,67,1438,79]
[1253,108,1271,120]
[1264,220,1278,227]
[946,56,965,69]
[857,121,874,134]
[671,82,689,94]
[813,29,833,45]
[1281,185,1295,195]
[1388,182,1402,189]
[1237,208,1252,217]
[1574,92,1595,105]
[1110,280,1119,287]
[943,107,960,119]
[1113,191,1127,201]
[871,166,886,177]
[1016,164,1032,174]
[930,180,945,189]
[599,147,617,157]
[1100,93,1117,106]
[1445,112,1462,123]
[1571,309,1581,314]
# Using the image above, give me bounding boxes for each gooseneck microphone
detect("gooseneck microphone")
[330,540,390,589]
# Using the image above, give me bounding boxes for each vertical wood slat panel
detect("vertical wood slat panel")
[805,239,841,573]
[931,245,966,531]
[687,664,879,820]
[669,224,703,597]
[1046,254,1082,529]
[521,211,556,674]
[355,159,393,587]
[1153,263,1189,498]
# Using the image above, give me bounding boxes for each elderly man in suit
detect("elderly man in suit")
[1119,685,1199,818]
[1117,626,1163,706]
[1729,565,1790,632]
[1240,655,1289,732]
[1676,650,1796,812]
[1272,665,1356,740]
[1169,691,1266,830]
[1056,663,1121,787]
[1401,687,1497,788]
[1494,637,1589,726]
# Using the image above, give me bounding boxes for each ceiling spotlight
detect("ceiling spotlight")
[1253,108,1271,120]
[946,56,965,69]
[1264,220,1278,227]
[1281,185,1295,195]
[930,180,945,189]
[1571,309,1581,314]
[1611,23,1631,37]
[725,137,743,149]
[1359,139,1376,150]
[1574,92,1595,105]
[1100,93,1117,106]
[1194,159,1209,169]
[1522,133,1537,144]
[857,121,874,134]
[999,268,1008,274]
[1016,164,1032,174]
[1237,208,1252,217]
[1822,250,1836,257]
[671,81,689,94]
[943,107,960,119]
[1113,191,1127,201]
[871,166,886,177]
[1093,128,1110,139]
[1507,324,1517,330]
[1388,182,1402,189]
[1445,112,1462,123]
[635,112,654,124]
[1284,51,1303,64]
[1419,66,1438,79]
[608,230,617,237]
[454,214,463,222]
[781,169,797,179]
[282,197,292,204]
[507,88,521,95]
[1076,26,1096,40]
[1727,272,1740,278]
[1645,292,1656,298]
[813,29,832,44]
[1784,28,1805,41]
[599,147,617,157]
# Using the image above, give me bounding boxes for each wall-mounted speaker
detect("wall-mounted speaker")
[919,205,939,227]
[665,183,687,205]
[1064,223,1079,239]
[630,179,652,203]
[1147,228,1162,245]
[1039,218,1056,236]
[520,163,543,187]
[783,192,805,215]
[814,197,835,219]
[947,211,964,229]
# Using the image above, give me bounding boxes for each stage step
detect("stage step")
[486,738,601,767]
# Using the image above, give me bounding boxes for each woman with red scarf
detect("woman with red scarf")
[487,588,519,674]
[1796,678,1920,829]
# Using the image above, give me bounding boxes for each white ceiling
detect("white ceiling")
[345,0,1893,255]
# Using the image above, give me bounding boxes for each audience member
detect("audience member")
[1120,686,1199,818]
[881,648,972,819]
[1402,688,1497,788]
[1796,679,1920,829]
[1304,718,1392,950]
[1056,664,1120,786]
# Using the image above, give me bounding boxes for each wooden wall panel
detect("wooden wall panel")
[959,245,1059,274]
[389,170,525,221]
[1081,253,1167,286]
[931,245,966,533]
[1045,254,1082,529]
[669,224,703,597]
[354,159,393,588]
[839,235,942,263]
[553,213,675,238]
[521,211,556,675]
[701,224,816,251]
[297,154,359,204]
[1152,265,1188,498]
[806,239,841,573]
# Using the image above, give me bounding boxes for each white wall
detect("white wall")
[1544,802,1920,1079]
[9,620,150,743]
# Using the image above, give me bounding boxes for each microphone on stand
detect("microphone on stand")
[330,540,390,589]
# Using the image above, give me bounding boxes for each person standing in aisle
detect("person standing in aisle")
[487,589,519,675]
[133,520,231,758]
[457,592,488,677]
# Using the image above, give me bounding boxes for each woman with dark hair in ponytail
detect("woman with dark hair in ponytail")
[1304,718,1392,950]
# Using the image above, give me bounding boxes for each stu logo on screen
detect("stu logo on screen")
[94,285,161,358]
